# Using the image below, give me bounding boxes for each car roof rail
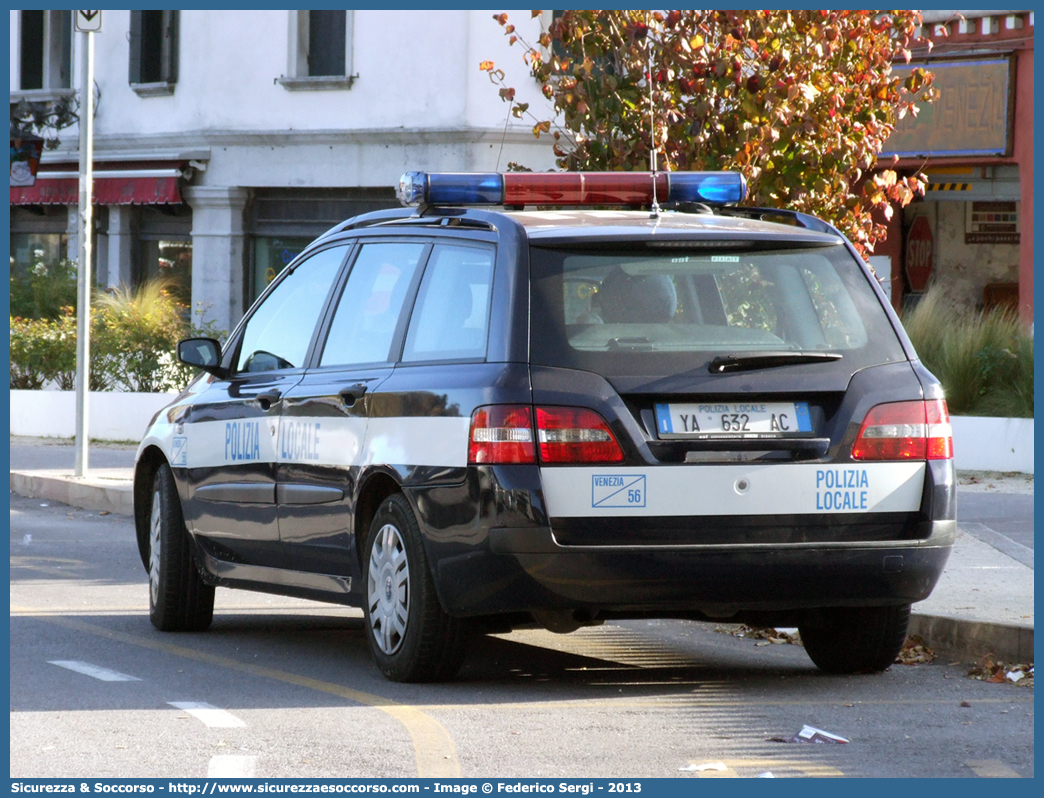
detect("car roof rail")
[718,206,847,239]
[313,206,502,245]
[380,213,498,231]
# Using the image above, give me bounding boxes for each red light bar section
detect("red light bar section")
[504,172,670,206]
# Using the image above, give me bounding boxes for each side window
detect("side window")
[236,246,347,373]
[319,242,426,368]
[402,244,495,363]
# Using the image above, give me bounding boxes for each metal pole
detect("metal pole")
[74,29,95,476]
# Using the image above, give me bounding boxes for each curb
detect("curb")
[909,613,1034,665]
[10,469,135,516]
[10,470,1035,665]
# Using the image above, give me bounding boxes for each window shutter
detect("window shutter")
[162,10,179,84]
[128,10,142,84]
[56,11,73,88]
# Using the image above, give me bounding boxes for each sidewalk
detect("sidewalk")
[9,436,1034,664]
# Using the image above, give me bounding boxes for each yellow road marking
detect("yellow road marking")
[413,696,1030,712]
[966,760,1023,778]
[11,607,459,778]
[10,556,92,579]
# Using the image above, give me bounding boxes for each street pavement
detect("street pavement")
[9,435,1034,664]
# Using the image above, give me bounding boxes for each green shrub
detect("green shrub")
[92,279,194,392]
[9,277,227,393]
[901,288,1034,418]
[9,255,79,320]
[11,315,71,389]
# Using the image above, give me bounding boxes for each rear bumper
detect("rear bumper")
[432,520,954,617]
[410,463,955,618]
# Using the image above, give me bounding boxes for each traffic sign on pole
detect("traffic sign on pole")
[75,10,102,32]
[905,215,934,293]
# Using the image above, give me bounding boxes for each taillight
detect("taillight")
[468,405,535,464]
[536,406,625,464]
[851,399,953,461]
[925,399,954,460]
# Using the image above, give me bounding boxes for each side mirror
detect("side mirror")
[177,337,227,378]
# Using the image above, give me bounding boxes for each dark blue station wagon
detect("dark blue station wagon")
[134,171,956,681]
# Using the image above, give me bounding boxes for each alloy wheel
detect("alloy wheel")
[149,488,162,606]
[367,523,409,654]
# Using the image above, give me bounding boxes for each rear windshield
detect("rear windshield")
[529,243,906,377]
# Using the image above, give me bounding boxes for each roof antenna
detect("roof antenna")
[647,15,661,219]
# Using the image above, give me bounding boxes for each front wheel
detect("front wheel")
[363,494,468,682]
[799,604,910,674]
[148,464,214,632]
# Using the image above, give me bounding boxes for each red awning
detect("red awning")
[10,175,182,206]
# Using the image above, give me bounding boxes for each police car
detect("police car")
[134,170,955,682]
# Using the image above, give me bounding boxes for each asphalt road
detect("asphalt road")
[9,493,1034,779]
[957,492,1035,554]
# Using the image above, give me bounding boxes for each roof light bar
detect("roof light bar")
[397,171,747,208]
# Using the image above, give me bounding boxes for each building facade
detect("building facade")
[10,10,554,331]
[12,10,1035,330]
[875,10,1034,325]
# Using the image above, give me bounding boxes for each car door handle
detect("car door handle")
[338,383,368,407]
[255,389,282,410]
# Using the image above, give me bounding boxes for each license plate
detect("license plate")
[654,401,812,439]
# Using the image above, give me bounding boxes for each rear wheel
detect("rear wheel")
[799,604,910,674]
[363,493,468,682]
[148,464,214,632]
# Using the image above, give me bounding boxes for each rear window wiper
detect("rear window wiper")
[709,351,842,374]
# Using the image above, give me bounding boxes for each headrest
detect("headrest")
[597,267,678,324]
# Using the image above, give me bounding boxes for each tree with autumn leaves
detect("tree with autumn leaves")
[483,10,936,256]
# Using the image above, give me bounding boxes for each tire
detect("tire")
[148,464,215,632]
[799,604,911,674]
[363,493,468,682]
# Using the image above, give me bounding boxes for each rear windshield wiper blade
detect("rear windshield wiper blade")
[709,351,842,374]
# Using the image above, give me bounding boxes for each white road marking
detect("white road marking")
[168,701,246,728]
[208,755,257,777]
[47,660,142,682]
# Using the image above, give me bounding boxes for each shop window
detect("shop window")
[129,10,178,96]
[250,237,315,309]
[135,239,193,314]
[10,232,69,279]
[279,11,355,90]
[17,10,72,92]
[10,206,72,281]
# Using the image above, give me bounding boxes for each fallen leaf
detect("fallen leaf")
[896,634,936,665]
[727,624,801,645]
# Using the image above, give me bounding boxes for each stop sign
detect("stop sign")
[905,215,934,292]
